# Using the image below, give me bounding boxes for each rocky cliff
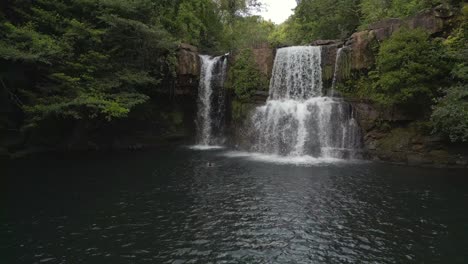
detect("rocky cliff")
[350,99,468,167]
[176,43,200,95]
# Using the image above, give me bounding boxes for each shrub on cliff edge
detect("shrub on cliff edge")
[371,28,450,113]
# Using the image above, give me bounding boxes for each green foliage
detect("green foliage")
[222,16,275,50]
[371,28,449,110]
[0,0,271,146]
[174,0,224,49]
[360,0,467,27]
[216,0,263,18]
[444,7,468,82]
[231,100,247,121]
[284,0,361,44]
[228,49,268,101]
[0,0,180,130]
[430,11,467,142]
[0,22,67,64]
[431,85,468,142]
[360,0,438,26]
[268,18,298,47]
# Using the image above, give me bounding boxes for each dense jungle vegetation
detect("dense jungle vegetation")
[0,0,466,151]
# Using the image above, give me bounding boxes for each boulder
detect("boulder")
[348,100,380,132]
[346,31,376,70]
[179,43,198,53]
[177,47,200,76]
[405,9,445,35]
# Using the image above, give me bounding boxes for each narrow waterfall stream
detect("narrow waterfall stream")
[249,46,362,159]
[195,55,228,147]
[331,47,344,96]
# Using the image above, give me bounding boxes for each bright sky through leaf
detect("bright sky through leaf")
[256,0,297,24]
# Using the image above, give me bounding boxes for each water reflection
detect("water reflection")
[1,147,467,263]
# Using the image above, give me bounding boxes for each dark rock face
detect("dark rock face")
[251,44,275,80]
[179,43,198,53]
[320,43,341,85]
[311,39,343,46]
[350,100,468,168]
[0,146,9,159]
[176,43,201,95]
[345,31,376,71]
[406,9,445,35]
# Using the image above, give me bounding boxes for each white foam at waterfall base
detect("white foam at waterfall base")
[189,145,225,151]
[221,151,349,166]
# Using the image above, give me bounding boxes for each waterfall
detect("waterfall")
[196,55,228,147]
[248,46,362,159]
[331,47,344,96]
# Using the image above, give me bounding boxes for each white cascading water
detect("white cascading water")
[249,46,361,159]
[196,55,228,147]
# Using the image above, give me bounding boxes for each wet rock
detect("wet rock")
[407,154,433,166]
[179,43,198,53]
[455,158,468,167]
[320,44,341,83]
[346,31,376,70]
[252,91,269,103]
[0,147,9,159]
[311,39,343,46]
[176,43,201,95]
[428,150,450,164]
[177,45,200,76]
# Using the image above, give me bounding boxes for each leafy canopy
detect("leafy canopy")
[431,7,468,142]
[371,28,449,110]
[228,48,268,101]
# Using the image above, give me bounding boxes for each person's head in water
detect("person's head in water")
[207,162,214,167]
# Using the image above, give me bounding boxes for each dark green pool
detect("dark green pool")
[1,146,467,263]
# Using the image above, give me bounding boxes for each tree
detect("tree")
[221,16,275,50]
[286,0,361,43]
[228,48,268,101]
[174,0,224,49]
[371,28,450,112]
[360,0,441,26]
[431,85,468,142]
[0,0,177,128]
[431,6,468,142]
